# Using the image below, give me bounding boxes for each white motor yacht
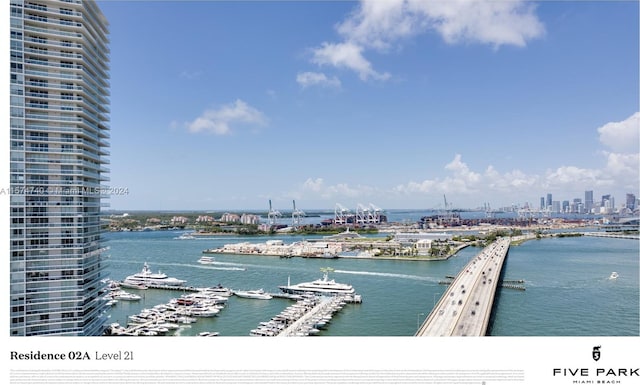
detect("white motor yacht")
[123,262,186,287]
[111,290,142,301]
[198,256,216,264]
[200,284,233,297]
[234,289,273,300]
[279,268,355,296]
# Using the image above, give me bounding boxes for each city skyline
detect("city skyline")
[99,0,638,211]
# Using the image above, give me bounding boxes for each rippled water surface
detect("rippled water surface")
[104,231,639,336]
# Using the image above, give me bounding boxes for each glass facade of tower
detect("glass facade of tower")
[585,190,594,213]
[9,0,110,336]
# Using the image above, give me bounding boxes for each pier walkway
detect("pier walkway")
[278,296,337,337]
[581,232,639,240]
[415,238,510,336]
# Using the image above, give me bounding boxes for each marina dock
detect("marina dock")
[416,237,511,336]
[250,295,354,337]
[105,285,232,336]
[119,282,201,292]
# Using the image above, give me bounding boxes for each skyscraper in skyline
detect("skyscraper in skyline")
[9,0,110,336]
[626,193,637,211]
[585,190,594,213]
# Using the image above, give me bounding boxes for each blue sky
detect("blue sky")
[98,0,639,211]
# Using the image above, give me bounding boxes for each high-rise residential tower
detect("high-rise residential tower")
[585,190,594,213]
[626,193,636,211]
[9,0,110,336]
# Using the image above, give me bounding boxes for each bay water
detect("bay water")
[104,230,639,336]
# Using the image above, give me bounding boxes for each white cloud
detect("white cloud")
[305,0,544,82]
[605,152,640,178]
[289,112,638,207]
[302,177,324,192]
[445,154,481,184]
[407,0,545,48]
[597,112,640,153]
[337,0,419,51]
[296,71,342,89]
[395,155,490,195]
[485,166,540,191]
[394,149,638,207]
[266,89,277,100]
[186,99,267,135]
[544,165,600,186]
[299,177,377,201]
[179,70,203,80]
[310,42,390,81]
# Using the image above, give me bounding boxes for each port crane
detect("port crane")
[267,199,281,226]
[356,203,384,224]
[334,203,351,225]
[291,200,305,229]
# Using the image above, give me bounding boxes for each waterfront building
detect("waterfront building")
[220,212,241,223]
[540,197,545,211]
[195,215,214,223]
[546,193,552,209]
[9,0,110,336]
[415,239,434,255]
[170,216,189,224]
[240,213,260,225]
[394,232,453,244]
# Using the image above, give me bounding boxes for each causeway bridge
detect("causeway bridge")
[415,237,511,336]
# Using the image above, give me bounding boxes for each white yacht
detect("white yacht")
[123,262,186,287]
[234,289,273,300]
[119,281,148,290]
[111,290,142,301]
[279,268,355,296]
[609,271,619,280]
[200,284,233,297]
[198,256,216,264]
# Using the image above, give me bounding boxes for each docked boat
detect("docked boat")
[123,262,186,287]
[609,271,619,279]
[279,268,355,296]
[198,331,219,337]
[189,308,220,317]
[198,256,216,264]
[112,290,142,301]
[119,281,148,290]
[234,289,273,300]
[200,284,233,297]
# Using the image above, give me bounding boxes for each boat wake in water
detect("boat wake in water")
[167,262,246,271]
[334,269,439,283]
[197,265,246,271]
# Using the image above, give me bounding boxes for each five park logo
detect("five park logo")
[592,346,601,362]
[551,345,639,384]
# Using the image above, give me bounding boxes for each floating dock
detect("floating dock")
[250,295,356,337]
